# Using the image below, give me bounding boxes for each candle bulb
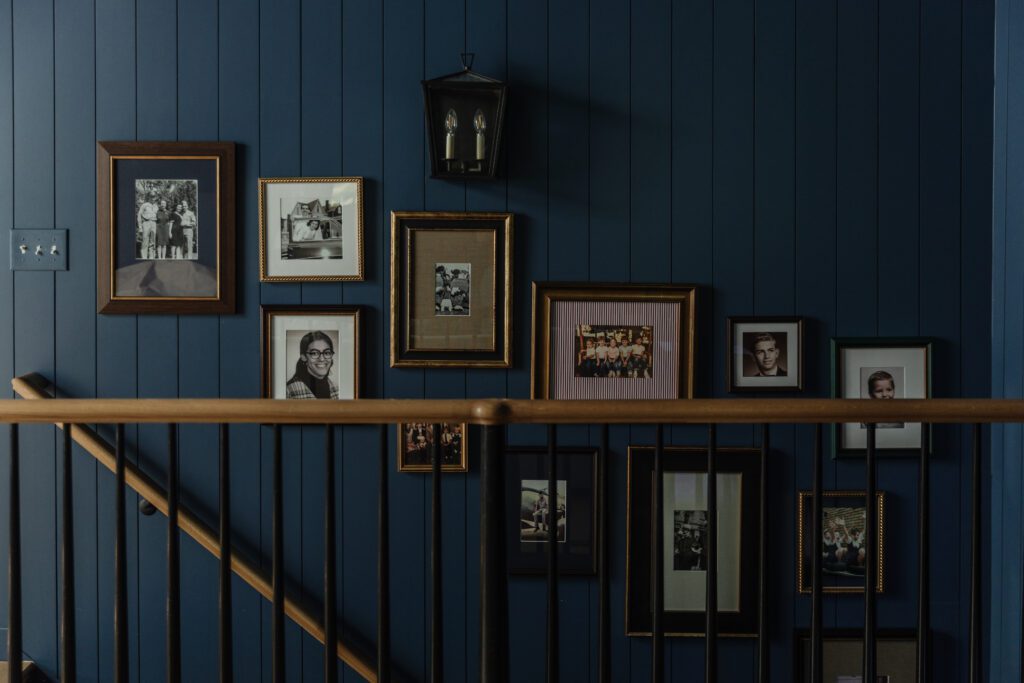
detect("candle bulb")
[473,109,487,161]
[444,109,458,160]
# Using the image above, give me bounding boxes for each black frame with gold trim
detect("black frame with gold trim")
[530,282,697,399]
[797,490,886,594]
[390,211,513,368]
[97,140,235,314]
[625,445,761,637]
[396,422,469,472]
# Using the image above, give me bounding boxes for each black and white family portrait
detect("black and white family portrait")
[673,509,708,571]
[279,197,344,260]
[434,263,470,316]
[284,329,340,400]
[134,179,198,261]
[573,324,654,378]
[520,479,567,543]
[821,506,868,578]
[402,423,464,467]
[742,331,788,377]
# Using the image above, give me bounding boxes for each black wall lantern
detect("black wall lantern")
[422,54,508,180]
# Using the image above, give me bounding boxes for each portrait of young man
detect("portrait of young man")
[743,331,787,377]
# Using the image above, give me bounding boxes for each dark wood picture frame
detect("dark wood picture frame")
[504,445,598,576]
[390,211,513,368]
[726,316,804,393]
[260,305,362,399]
[794,628,917,682]
[625,445,761,636]
[97,140,235,314]
[530,282,698,399]
[797,490,886,594]
[831,337,933,457]
[396,422,469,473]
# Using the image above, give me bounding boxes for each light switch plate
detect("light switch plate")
[10,230,68,270]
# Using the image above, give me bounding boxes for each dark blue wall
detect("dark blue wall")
[0,0,993,681]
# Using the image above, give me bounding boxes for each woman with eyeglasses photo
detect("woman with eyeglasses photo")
[286,330,339,399]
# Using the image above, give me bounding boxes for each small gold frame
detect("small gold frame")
[258,176,365,282]
[531,282,697,399]
[396,423,469,473]
[390,211,513,368]
[797,490,886,594]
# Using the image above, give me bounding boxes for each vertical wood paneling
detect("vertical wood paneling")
[218,0,264,680]
[176,1,221,680]
[0,0,12,663]
[12,0,57,675]
[54,0,99,678]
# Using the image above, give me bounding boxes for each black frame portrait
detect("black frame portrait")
[726,316,804,393]
[504,446,597,575]
[97,141,235,314]
[797,490,886,594]
[626,445,761,636]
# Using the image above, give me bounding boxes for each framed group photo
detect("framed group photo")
[397,422,468,472]
[832,338,932,455]
[626,445,761,636]
[531,283,697,399]
[390,211,513,367]
[97,141,235,314]
[261,306,361,400]
[504,446,597,575]
[726,317,803,392]
[797,490,885,594]
[258,177,364,282]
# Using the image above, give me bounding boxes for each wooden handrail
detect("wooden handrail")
[11,374,379,683]
[9,374,1024,424]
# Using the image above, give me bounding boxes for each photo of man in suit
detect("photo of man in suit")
[743,332,787,377]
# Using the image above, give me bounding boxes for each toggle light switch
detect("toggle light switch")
[9,229,68,271]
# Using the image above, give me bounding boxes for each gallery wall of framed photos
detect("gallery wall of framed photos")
[4,0,995,678]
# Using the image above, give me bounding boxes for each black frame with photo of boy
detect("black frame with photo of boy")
[832,337,933,457]
[797,490,886,594]
[726,316,804,392]
[504,446,597,575]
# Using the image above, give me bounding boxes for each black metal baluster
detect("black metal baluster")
[324,425,337,683]
[479,425,507,683]
[706,424,718,683]
[810,424,823,683]
[377,423,391,683]
[7,424,22,683]
[272,425,285,683]
[864,424,877,682]
[970,423,982,683]
[61,425,76,683]
[546,424,559,683]
[652,424,664,683]
[431,424,443,683]
[757,424,769,683]
[598,424,610,683]
[167,424,181,683]
[114,423,128,683]
[917,425,929,682]
[219,424,233,683]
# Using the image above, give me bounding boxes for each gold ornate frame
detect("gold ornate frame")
[530,282,698,399]
[797,490,886,594]
[395,423,469,472]
[257,176,365,282]
[390,211,513,368]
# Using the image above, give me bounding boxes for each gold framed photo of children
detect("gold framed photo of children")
[397,423,468,472]
[97,141,235,314]
[390,211,513,368]
[531,283,697,399]
[504,446,597,575]
[258,177,364,282]
[260,306,361,400]
[832,338,932,455]
[798,491,886,594]
[726,317,803,392]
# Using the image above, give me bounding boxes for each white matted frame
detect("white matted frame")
[726,316,804,392]
[258,177,364,282]
[831,337,932,456]
[261,305,361,399]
